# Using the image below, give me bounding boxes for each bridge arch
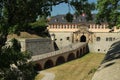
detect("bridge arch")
[83,47,86,54]
[44,59,54,69]
[67,53,75,61]
[34,63,42,71]
[76,50,80,58]
[32,42,88,70]
[80,48,83,56]
[56,56,65,65]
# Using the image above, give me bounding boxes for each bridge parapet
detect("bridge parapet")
[31,42,87,61]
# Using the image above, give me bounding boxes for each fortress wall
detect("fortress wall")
[92,40,120,80]
[49,32,73,49]
[11,38,55,56]
[89,32,120,53]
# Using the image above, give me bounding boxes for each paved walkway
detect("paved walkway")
[40,71,55,80]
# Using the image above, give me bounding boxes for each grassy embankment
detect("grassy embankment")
[35,53,105,80]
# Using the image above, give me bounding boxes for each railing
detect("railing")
[31,42,87,61]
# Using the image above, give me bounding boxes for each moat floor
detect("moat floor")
[35,53,105,80]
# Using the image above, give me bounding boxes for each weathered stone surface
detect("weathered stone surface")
[7,38,55,56]
[92,59,120,80]
[92,41,120,80]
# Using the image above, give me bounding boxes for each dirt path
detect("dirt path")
[40,71,55,80]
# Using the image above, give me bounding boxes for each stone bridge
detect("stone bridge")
[31,42,89,71]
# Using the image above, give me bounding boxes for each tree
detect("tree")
[96,0,120,28]
[0,0,68,79]
[0,0,68,50]
[0,38,35,80]
[65,12,73,22]
[0,0,95,49]
[29,16,49,37]
[70,0,95,21]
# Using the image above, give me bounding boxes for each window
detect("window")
[109,37,112,41]
[106,37,113,41]
[64,26,66,28]
[106,38,108,41]
[98,49,100,51]
[60,39,62,41]
[113,38,115,41]
[55,39,57,41]
[55,19,58,22]
[96,37,101,41]
[66,37,70,40]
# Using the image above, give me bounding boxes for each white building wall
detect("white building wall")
[50,32,73,49]
[89,32,120,53]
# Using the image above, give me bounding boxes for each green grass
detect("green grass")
[8,32,41,39]
[35,53,105,80]
[35,73,44,80]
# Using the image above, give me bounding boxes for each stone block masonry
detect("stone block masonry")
[7,38,55,56]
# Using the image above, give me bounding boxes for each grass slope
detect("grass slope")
[36,53,105,80]
[7,32,41,39]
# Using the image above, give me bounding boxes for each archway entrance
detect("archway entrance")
[56,56,65,65]
[80,35,86,42]
[44,60,54,69]
[67,53,75,61]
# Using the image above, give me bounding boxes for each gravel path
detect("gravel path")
[40,71,55,80]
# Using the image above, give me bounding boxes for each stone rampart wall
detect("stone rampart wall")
[7,38,55,56]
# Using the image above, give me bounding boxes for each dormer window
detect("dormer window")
[55,19,58,22]
[62,17,64,20]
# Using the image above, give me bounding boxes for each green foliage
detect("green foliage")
[96,0,120,28]
[18,62,37,80]
[29,16,49,36]
[88,68,97,75]
[0,38,36,80]
[2,62,37,80]
[2,69,19,80]
[0,38,31,68]
[0,0,67,35]
[0,1,69,79]
[70,0,95,21]
[65,12,73,22]
[11,38,21,52]
[0,0,105,80]
[31,16,47,27]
